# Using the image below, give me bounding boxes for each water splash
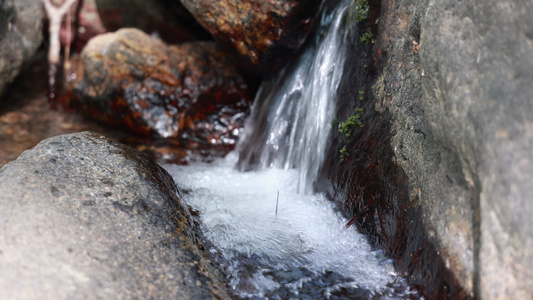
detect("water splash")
[165,0,415,298]
[236,2,349,195]
[165,154,403,298]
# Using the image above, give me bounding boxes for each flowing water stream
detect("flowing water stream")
[165,1,415,298]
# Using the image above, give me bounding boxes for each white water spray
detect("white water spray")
[166,154,397,298]
[165,1,411,298]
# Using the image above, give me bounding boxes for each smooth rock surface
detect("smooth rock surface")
[421,1,533,298]
[0,132,229,299]
[180,0,321,75]
[70,28,252,149]
[0,0,43,96]
[323,0,533,298]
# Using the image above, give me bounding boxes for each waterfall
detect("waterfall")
[164,1,414,298]
[236,2,349,194]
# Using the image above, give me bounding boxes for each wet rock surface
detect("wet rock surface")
[324,0,533,298]
[69,28,252,151]
[180,0,321,75]
[0,132,229,299]
[0,0,43,97]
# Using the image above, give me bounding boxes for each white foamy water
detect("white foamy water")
[163,0,414,298]
[165,154,398,298]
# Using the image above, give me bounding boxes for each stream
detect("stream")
[165,1,416,298]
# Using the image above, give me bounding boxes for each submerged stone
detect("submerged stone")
[0,132,229,299]
[69,28,252,150]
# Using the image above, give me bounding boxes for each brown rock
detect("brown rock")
[70,28,252,150]
[180,0,321,75]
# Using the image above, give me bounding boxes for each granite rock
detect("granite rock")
[324,0,533,298]
[0,132,229,299]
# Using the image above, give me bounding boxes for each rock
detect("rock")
[180,0,321,75]
[420,1,533,298]
[322,1,463,297]
[60,0,209,53]
[69,28,252,150]
[324,0,533,298]
[0,0,43,96]
[94,0,209,43]
[0,132,229,299]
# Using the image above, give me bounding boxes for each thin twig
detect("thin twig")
[275,191,279,216]
[345,204,369,229]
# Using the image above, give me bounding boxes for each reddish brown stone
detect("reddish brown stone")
[69,28,252,150]
[180,0,321,75]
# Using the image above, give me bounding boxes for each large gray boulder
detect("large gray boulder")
[0,0,43,97]
[0,132,229,299]
[325,0,533,298]
[421,1,533,298]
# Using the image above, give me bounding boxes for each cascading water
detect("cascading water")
[165,1,414,298]
[235,2,346,195]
